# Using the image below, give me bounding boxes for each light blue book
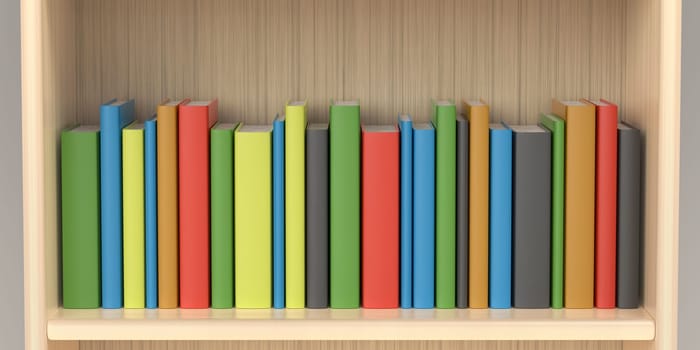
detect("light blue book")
[99,99,135,309]
[398,114,413,309]
[144,117,158,309]
[489,122,513,309]
[412,123,435,309]
[273,115,286,308]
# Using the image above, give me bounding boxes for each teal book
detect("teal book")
[330,100,361,308]
[432,100,456,308]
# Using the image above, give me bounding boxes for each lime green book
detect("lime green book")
[432,100,456,308]
[235,124,273,308]
[539,113,565,309]
[211,122,237,308]
[285,101,307,308]
[61,125,100,309]
[122,123,145,309]
[330,100,361,308]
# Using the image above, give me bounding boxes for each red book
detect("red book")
[361,125,400,308]
[587,99,618,309]
[178,100,218,308]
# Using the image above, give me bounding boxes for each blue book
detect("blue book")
[273,115,286,308]
[412,123,435,309]
[398,114,413,309]
[144,117,158,309]
[489,123,513,309]
[100,99,135,309]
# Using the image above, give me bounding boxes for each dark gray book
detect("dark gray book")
[456,115,469,308]
[617,123,642,309]
[511,125,551,308]
[306,123,329,308]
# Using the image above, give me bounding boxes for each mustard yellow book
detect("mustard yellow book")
[122,123,145,309]
[235,124,273,308]
[285,101,307,308]
[552,99,596,308]
[464,100,490,309]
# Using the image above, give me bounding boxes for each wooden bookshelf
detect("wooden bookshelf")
[21,0,680,349]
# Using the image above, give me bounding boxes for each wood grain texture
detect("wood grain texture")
[25,0,676,349]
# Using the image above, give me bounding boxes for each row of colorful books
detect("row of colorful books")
[60,98,641,310]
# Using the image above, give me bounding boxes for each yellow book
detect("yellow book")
[235,124,273,308]
[552,99,596,308]
[122,123,145,309]
[285,101,307,308]
[464,100,490,309]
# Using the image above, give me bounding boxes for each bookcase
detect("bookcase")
[20,0,679,349]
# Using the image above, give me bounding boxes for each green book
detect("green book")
[539,113,565,309]
[210,123,237,308]
[330,100,361,308]
[61,125,101,309]
[432,100,456,308]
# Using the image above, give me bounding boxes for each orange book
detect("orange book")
[464,100,489,309]
[156,99,189,308]
[552,99,596,308]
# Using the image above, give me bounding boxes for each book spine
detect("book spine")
[210,126,234,309]
[468,106,489,308]
[433,104,456,309]
[306,125,329,308]
[399,118,413,309]
[144,120,158,309]
[123,126,145,309]
[595,104,619,309]
[555,102,596,308]
[456,117,469,309]
[329,105,361,308]
[178,106,213,308]
[512,129,551,308]
[156,104,179,308]
[61,129,101,309]
[235,129,272,308]
[617,125,641,308]
[413,126,435,309]
[362,128,400,308]
[539,114,565,308]
[100,102,134,308]
[273,118,286,309]
[285,105,306,309]
[489,126,512,309]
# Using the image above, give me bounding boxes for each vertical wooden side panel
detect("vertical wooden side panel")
[100,0,129,101]
[454,0,493,115]
[518,0,557,124]
[556,1,591,99]
[162,0,196,101]
[342,0,370,120]
[590,0,624,102]
[128,0,162,119]
[492,0,520,123]
[76,0,102,122]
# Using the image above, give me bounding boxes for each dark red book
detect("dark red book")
[178,100,218,308]
[361,125,400,308]
[587,99,618,309]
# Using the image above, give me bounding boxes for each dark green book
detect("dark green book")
[539,113,565,309]
[432,100,456,308]
[61,125,101,308]
[330,100,361,308]
[210,123,237,308]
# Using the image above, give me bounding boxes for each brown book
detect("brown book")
[552,99,596,308]
[464,100,489,309]
[156,99,189,308]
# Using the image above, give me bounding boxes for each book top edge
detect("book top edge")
[333,100,359,106]
[239,124,272,132]
[434,100,454,106]
[465,100,485,106]
[125,123,144,130]
[164,100,183,106]
[214,122,238,130]
[559,100,586,106]
[308,123,328,130]
[510,125,546,133]
[69,125,100,132]
[414,123,434,130]
[618,122,636,130]
[275,114,286,122]
[363,125,397,132]
[288,101,305,106]
[105,99,129,107]
[489,123,507,130]
[399,114,412,121]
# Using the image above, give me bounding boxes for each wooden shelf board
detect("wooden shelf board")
[47,307,655,341]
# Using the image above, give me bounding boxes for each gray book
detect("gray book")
[511,125,551,308]
[306,123,329,308]
[617,123,642,308]
[456,115,469,308]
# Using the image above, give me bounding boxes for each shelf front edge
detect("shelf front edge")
[47,308,655,341]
